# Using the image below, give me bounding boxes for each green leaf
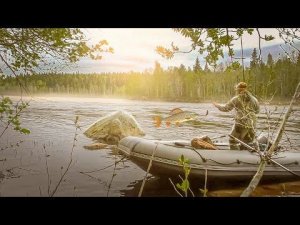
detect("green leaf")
[179,154,185,165]
[264,35,275,41]
[182,180,190,191]
[176,183,184,192]
[185,167,191,176]
[20,128,30,134]
[184,158,190,164]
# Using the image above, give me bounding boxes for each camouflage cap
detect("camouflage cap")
[235,82,247,90]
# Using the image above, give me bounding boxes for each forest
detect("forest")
[1,48,300,103]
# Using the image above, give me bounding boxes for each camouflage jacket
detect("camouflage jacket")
[214,91,260,128]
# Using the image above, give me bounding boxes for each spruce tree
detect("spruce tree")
[193,57,202,73]
[250,48,259,70]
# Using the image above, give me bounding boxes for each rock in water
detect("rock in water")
[84,111,145,143]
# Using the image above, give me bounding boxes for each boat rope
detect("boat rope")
[158,142,261,165]
[190,147,207,163]
[118,139,300,172]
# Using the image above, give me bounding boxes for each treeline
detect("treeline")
[1,49,300,102]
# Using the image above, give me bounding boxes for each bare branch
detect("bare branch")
[178,174,195,197]
[49,117,80,197]
[241,81,300,197]
[138,142,159,197]
[279,45,292,59]
[169,178,183,197]
[256,28,262,61]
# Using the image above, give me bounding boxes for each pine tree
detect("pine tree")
[179,64,186,74]
[193,57,202,73]
[250,48,259,70]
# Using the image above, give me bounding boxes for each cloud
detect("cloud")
[72,28,285,73]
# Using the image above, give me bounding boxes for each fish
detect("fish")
[153,108,207,128]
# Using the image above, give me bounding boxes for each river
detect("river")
[0,96,300,196]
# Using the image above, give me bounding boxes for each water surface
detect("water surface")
[1,96,300,197]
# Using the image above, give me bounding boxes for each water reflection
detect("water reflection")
[120,175,300,197]
[120,176,179,197]
[120,174,251,197]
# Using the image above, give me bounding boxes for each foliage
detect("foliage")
[0,28,113,74]
[156,28,260,67]
[0,28,112,140]
[176,155,191,197]
[0,96,30,137]
[2,51,299,102]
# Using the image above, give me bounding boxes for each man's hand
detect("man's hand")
[212,102,218,107]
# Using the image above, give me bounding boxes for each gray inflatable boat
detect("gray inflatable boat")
[117,136,300,181]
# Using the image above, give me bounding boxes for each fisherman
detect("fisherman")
[212,82,259,150]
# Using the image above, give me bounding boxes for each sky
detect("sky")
[66,29,285,73]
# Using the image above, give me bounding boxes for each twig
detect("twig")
[204,169,208,197]
[43,144,51,196]
[0,97,31,139]
[80,171,108,187]
[229,134,299,178]
[169,178,183,197]
[80,156,127,174]
[178,174,195,197]
[256,28,262,62]
[288,42,300,53]
[49,117,79,197]
[226,28,233,63]
[106,154,118,197]
[138,142,159,197]
[268,158,300,178]
[267,82,300,156]
[280,45,292,59]
[283,130,293,148]
[240,35,245,81]
[0,53,31,96]
[271,106,286,138]
[241,81,300,197]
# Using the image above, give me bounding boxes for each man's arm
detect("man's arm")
[213,98,236,112]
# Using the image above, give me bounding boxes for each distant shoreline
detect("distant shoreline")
[2,93,295,105]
